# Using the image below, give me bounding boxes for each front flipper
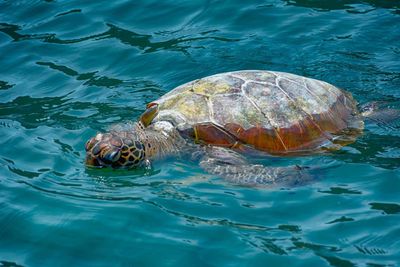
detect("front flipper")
[140,103,159,127]
[199,147,312,187]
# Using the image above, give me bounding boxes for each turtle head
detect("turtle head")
[85,132,146,169]
[85,104,158,169]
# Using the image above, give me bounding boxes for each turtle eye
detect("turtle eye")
[100,148,121,163]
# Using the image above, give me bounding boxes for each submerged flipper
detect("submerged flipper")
[199,147,312,187]
[360,102,400,129]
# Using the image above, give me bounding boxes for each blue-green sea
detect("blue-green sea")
[1,1,400,266]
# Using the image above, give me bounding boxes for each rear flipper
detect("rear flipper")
[199,147,313,187]
[360,102,400,129]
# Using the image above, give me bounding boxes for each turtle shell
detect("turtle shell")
[147,70,363,154]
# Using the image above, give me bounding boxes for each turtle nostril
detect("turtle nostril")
[85,137,96,152]
[85,155,102,167]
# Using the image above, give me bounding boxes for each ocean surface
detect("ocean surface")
[1,1,400,266]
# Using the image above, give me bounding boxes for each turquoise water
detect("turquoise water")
[1,0,400,266]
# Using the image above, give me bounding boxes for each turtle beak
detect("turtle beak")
[85,153,103,168]
[85,136,102,167]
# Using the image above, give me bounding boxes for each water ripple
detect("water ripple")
[284,0,400,13]
[369,202,400,215]
[0,81,14,90]
[55,9,82,18]
[0,22,242,56]
[36,61,123,88]
[1,0,400,266]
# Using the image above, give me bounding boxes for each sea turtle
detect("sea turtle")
[85,70,394,186]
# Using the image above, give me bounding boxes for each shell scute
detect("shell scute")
[277,78,323,114]
[158,91,210,124]
[302,77,341,107]
[231,70,276,84]
[211,93,270,130]
[191,75,243,96]
[243,81,307,129]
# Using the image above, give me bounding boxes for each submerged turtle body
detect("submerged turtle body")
[149,70,362,154]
